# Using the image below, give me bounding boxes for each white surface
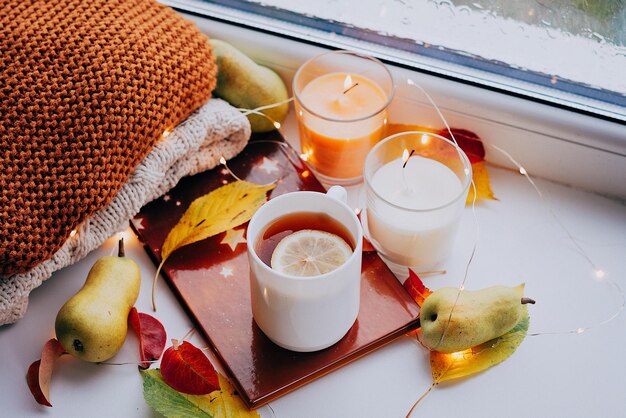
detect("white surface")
[1,165,625,417]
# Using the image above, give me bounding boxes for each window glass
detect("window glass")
[192,0,626,119]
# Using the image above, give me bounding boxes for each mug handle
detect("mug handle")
[326,186,348,204]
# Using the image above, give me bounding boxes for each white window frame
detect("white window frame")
[162,0,626,200]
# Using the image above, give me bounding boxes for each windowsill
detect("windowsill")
[2,9,625,418]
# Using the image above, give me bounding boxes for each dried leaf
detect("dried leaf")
[403,269,432,307]
[160,340,219,395]
[436,128,485,164]
[26,338,66,406]
[430,307,529,382]
[141,368,212,417]
[466,161,497,204]
[187,374,260,418]
[142,369,259,418]
[128,308,167,369]
[152,180,275,309]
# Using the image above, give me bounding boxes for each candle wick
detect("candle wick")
[402,149,415,168]
[342,82,359,94]
[402,149,415,192]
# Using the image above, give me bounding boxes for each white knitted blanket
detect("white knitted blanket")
[0,98,250,325]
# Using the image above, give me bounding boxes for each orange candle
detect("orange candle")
[295,66,392,183]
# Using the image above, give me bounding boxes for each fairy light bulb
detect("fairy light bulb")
[273,121,281,129]
[69,229,77,238]
[421,134,429,145]
[519,167,527,175]
[219,157,227,166]
[594,269,606,279]
[300,149,313,162]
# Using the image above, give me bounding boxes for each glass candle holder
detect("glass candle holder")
[293,50,394,186]
[363,131,472,275]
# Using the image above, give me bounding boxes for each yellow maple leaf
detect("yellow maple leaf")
[152,180,276,310]
[186,374,259,418]
[142,369,259,418]
[466,161,497,205]
[430,306,529,383]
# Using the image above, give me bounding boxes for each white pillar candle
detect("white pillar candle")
[367,155,464,269]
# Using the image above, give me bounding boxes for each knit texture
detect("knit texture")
[0,0,217,277]
[0,99,251,324]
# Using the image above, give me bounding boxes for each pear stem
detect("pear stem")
[521,297,536,305]
[118,238,125,257]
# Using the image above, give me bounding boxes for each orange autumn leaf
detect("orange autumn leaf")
[466,161,496,204]
[403,269,432,307]
[26,338,66,407]
[387,124,496,205]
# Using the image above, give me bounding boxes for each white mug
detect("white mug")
[247,186,363,352]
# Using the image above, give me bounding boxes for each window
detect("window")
[165,0,626,122]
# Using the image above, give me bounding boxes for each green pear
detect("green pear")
[210,39,289,133]
[55,239,140,362]
[420,284,534,353]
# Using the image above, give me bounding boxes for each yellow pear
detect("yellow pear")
[420,284,534,353]
[55,239,140,362]
[210,39,289,132]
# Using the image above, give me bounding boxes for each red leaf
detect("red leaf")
[403,269,433,307]
[26,338,66,407]
[160,340,219,395]
[437,128,485,164]
[128,308,167,369]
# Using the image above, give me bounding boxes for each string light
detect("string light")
[69,229,77,238]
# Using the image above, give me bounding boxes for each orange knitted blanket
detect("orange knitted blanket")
[0,0,217,277]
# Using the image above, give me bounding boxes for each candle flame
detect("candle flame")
[343,75,353,91]
[402,149,410,164]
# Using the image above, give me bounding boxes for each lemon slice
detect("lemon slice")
[270,229,353,277]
